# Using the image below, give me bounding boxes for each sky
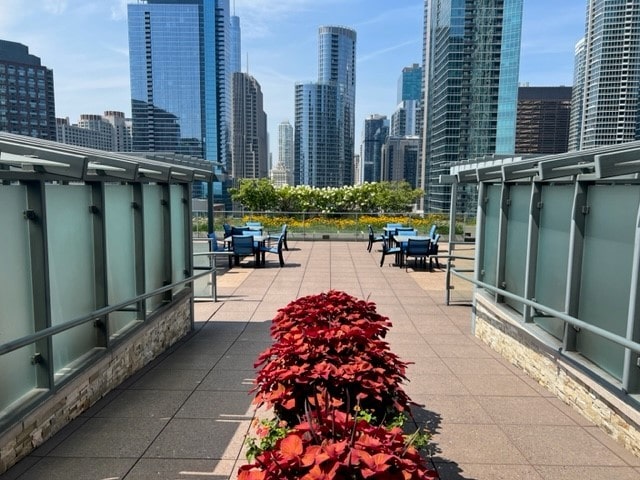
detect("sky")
[0,0,587,159]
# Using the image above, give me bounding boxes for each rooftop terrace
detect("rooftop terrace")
[3,240,639,480]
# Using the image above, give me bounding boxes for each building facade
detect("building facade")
[127,0,231,198]
[278,120,294,179]
[229,15,241,74]
[56,112,132,152]
[294,26,356,187]
[515,86,572,154]
[421,0,523,213]
[231,72,268,180]
[391,64,422,137]
[0,40,56,140]
[362,114,388,183]
[568,0,640,151]
[381,135,420,189]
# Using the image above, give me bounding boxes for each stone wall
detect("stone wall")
[0,291,192,474]
[474,293,640,458]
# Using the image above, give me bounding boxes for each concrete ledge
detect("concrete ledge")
[474,293,640,458]
[0,291,192,474]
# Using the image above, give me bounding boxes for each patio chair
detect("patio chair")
[404,237,431,271]
[367,225,384,252]
[268,224,289,250]
[259,234,285,267]
[231,234,257,266]
[428,224,438,240]
[207,232,233,267]
[379,236,402,267]
[429,234,441,269]
[222,223,233,238]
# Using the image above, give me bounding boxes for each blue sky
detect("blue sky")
[1,0,586,156]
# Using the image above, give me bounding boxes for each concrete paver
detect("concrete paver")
[1,240,638,480]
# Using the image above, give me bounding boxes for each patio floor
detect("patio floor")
[2,240,640,480]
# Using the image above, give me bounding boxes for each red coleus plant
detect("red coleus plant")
[252,291,411,423]
[238,409,439,480]
[269,291,392,341]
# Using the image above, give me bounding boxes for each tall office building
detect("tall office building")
[391,64,422,137]
[421,0,523,213]
[362,114,388,183]
[294,26,356,187]
[229,15,241,74]
[568,0,640,151]
[0,40,56,140]
[278,120,294,175]
[127,0,231,198]
[231,72,268,180]
[516,86,571,154]
[381,136,420,189]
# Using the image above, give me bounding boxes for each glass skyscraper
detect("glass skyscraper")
[295,26,356,187]
[422,0,523,213]
[127,0,231,187]
[568,0,640,151]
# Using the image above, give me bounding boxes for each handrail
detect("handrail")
[448,264,640,355]
[0,269,212,357]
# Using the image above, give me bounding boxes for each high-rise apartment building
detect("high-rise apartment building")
[294,26,356,187]
[362,114,388,183]
[56,111,132,152]
[278,120,294,175]
[0,40,56,140]
[381,136,420,189]
[127,0,231,198]
[421,0,523,213]
[231,72,268,180]
[568,0,640,151]
[516,86,571,154]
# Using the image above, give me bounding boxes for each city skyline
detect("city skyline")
[0,0,586,157]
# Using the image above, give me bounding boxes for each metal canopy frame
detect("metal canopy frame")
[0,132,217,183]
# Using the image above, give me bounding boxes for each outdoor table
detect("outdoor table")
[391,235,431,266]
[225,235,269,266]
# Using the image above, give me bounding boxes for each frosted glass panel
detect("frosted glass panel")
[46,185,98,381]
[534,185,573,339]
[105,185,141,337]
[576,185,640,380]
[480,185,501,288]
[504,185,530,313]
[0,186,38,410]
[170,185,187,295]
[143,185,165,312]
[193,240,212,297]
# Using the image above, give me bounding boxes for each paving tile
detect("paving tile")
[501,424,628,466]
[404,373,470,396]
[412,394,493,426]
[93,389,191,419]
[175,391,254,419]
[145,418,247,459]
[431,424,528,464]
[535,465,640,480]
[48,417,168,458]
[197,369,256,392]
[430,343,495,359]
[124,458,236,479]
[215,353,260,371]
[2,457,136,480]
[435,461,544,480]
[474,396,578,426]
[445,357,514,375]
[456,374,540,397]
[129,368,209,391]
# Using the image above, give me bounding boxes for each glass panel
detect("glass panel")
[170,185,187,295]
[46,185,98,382]
[0,186,38,410]
[504,185,530,313]
[143,185,165,312]
[105,185,141,338]
[192,239,212,298]
[480,184,501,289]
[577,185,640,380]
[534,185,574,340]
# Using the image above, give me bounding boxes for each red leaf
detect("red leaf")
[279,434,303,460]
